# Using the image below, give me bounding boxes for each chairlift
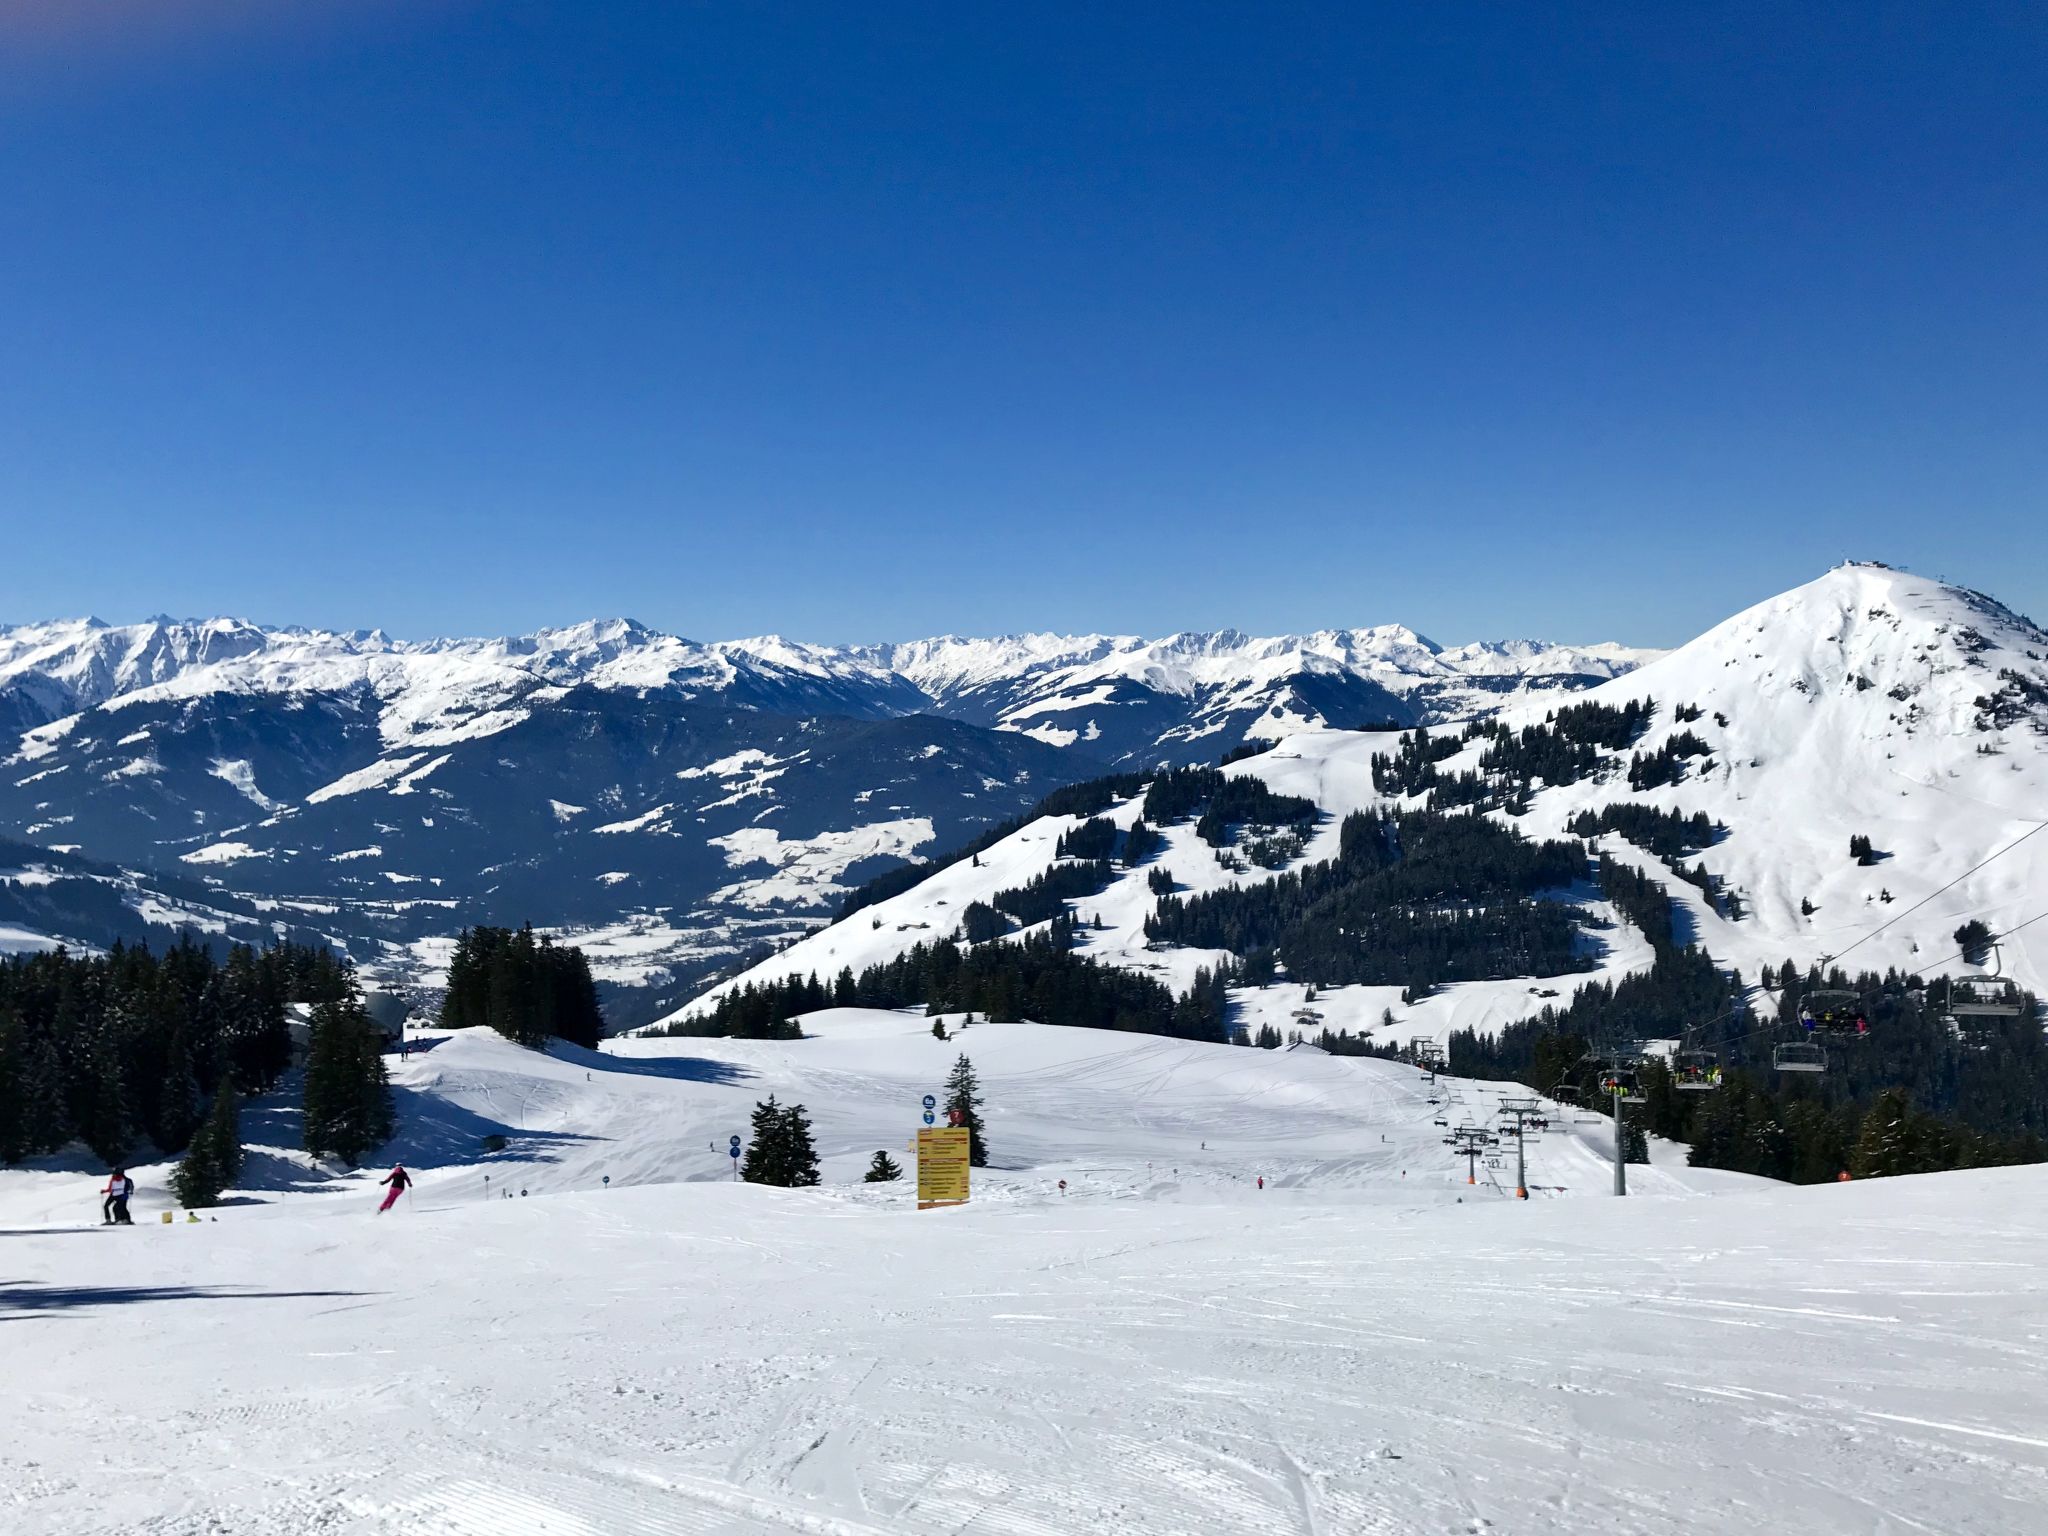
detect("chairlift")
[1672,1050,1722,1092]
[1773,1040,1827,1074]
[1598,1070,1645,1104]
[1948,975,2025,1020]
[1800,989,1868,1036]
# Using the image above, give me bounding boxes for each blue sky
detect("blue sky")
[2,2,2042,647]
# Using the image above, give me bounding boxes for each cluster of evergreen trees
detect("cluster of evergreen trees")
[0,938,399,1189]
[1566,804,1721,861]
[1147,809,1588,992]
[1374,701,1659,814]
[1055,817,1119,861]
[1123,821,1164,866]
[0,938,346,1166]
[1625,729,1712,791]
[990,860,1117,928]
[1371,726,1466,798]
[741,1096,820,1186]
[440,925,604,1048]
[1451,865,2048,1183]
[659,915,1237,1045]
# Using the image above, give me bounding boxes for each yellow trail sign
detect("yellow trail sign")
[916,1126,971,1209]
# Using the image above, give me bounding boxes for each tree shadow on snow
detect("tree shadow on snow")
[553,1041,755,1086]
[382,1082,599,1168]
[0,1280,374,1317]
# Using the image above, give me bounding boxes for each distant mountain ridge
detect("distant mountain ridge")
[0,613,1654,758]
[0,608,1655,1018]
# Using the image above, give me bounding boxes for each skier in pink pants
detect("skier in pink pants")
[376,1164,412,1213]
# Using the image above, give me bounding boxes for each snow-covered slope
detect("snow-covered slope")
[2,1013,2040,1534]
[682,564,2048,1044]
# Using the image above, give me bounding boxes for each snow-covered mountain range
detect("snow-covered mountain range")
[0,610,1652,1013]
[674,563,2048,1042]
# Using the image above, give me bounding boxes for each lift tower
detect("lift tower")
[1497,1097,1541,1200]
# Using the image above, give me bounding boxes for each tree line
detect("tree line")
[440,924,605,1048]
[1146,809,1588,993]
[659,914,1238,1045]
[0,939,399,1206]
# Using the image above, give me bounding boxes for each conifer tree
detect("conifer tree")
[864,1150,903,1182]
[1851,1089,1935,1178]
[742,1095,787,1185]
[170,1079,243,1209]
[741,1096,822,1187]
[781,1102,821,1186]
[303,987,393,1167]
[943,1053,988,1167]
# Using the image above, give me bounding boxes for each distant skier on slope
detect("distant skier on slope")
[1257,1176,1264,1191]
[101,1168,134,1225]
[376,1164,412,1213]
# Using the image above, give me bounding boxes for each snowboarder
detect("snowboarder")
[376,1164,412,1214]
[101,1168,134,1225]
[1257,1176,1264,1191]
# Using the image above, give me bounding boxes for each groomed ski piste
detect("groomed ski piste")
[5,1010,2045,1534]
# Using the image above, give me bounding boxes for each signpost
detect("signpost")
[916,1126,971,1210]
[729,1134,742,1181]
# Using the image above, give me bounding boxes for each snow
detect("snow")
[593,804,672,835]
[0,1013,2039,1534]
[707,817,937,910]
[178,839,269,865]
[0,922,64,953]
[207,755,280,810]
[305,752,432,804]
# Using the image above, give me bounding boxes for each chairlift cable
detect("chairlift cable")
[1822,819,2048,971]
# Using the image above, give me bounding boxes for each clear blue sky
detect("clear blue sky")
[2,2,2042,647]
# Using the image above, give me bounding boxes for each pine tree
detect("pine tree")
[742,1096,821,1187]
[303,988,393,1167]
[864,1150,903,1182]
[781,1102,821,1186]
[1851,1089,1935,1178]
[943,1053,988,1168]
[742,1095,786,1185]
[170,1079,242,1209]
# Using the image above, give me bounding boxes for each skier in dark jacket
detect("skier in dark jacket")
[376,1164,412,1214]
[101,1168,134,1225]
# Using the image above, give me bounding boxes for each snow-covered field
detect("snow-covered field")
[4,1012,2044,1534]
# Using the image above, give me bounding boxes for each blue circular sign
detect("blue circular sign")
[922,1111,936,1125]
[729,1145,741,1159]
[922,1094,936,1110]
[729,1134,742,1148]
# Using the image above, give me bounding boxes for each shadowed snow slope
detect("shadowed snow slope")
[1,1012,2042,1533]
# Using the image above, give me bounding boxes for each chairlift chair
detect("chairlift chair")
[1774,1040,1827,1074]
[1801,989,1868,1036]
[1949,976,2025,1019]
[1598,1070,1645,1104]
[1672,1050,1722,1091]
